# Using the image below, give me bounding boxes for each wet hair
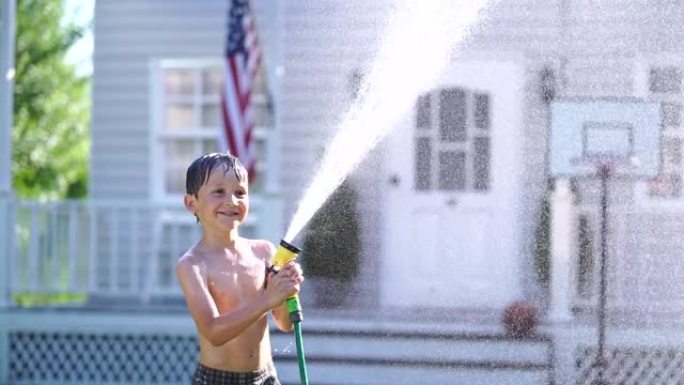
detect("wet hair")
[185,152,248,197]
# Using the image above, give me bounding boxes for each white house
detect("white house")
[5,0,684,384]
[87,0,533,312]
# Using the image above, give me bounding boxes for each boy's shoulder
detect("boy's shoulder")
[175,249,209,284]
[176,248,205,271]
[243,238,277,260]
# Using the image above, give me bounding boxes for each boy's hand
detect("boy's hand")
[264,261,304,309]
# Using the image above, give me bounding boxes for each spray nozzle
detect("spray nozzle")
[274,239,301,267]
[272,239,304,323]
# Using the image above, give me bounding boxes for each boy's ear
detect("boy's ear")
[184,194,197,214]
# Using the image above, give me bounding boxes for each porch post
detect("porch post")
[549,178,575,322]
[0,0,16,309]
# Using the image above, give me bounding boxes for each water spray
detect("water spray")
[272,3,497,385]
[283,0,496,243]
[272,239,308,385]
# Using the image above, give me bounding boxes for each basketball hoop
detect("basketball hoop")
[569,155,642,178]
[548,99,663,385]
[549,99,661,179]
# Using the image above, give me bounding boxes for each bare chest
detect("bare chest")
[205,258,265,310]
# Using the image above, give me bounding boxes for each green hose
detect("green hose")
[293,321,309,385]
[285,296,308,385]
[274,241,309,385]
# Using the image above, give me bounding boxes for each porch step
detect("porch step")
[271,317,554,385]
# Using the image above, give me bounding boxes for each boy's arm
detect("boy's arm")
[176,257,277,346]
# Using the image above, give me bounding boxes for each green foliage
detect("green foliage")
[576,215,594,296]
[13,292,87,307]
[13,0,90,199]
[533,195,551,287]
[302,181,361,282]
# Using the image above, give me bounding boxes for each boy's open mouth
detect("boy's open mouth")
[218,211,239,217]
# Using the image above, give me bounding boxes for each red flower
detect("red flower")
[502,301,538,338]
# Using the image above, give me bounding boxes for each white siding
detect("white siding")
[278,0,391,202]
[91,0,226,199]
[251,1,281,104]
[279,0,392,306]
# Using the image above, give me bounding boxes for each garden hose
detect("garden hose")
[273,240,309,385]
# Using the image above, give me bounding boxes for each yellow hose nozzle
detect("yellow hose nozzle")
[273,239,301,267]
[273,239,303,323]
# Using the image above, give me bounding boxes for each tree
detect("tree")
[13,0,90,199]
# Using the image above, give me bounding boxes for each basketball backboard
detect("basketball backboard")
[549,99,662,178]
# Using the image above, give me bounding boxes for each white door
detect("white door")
[381,60,524,309]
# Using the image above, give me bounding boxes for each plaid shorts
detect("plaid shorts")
[191,362,280,385]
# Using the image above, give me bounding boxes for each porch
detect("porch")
[3,195,684,384]
[0,197,284,308]
[0,197,555,385]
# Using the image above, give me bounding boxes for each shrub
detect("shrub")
[534,196,551,287]
[302,181,361,282]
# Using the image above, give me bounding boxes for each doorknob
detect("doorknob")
[389,174,400,187]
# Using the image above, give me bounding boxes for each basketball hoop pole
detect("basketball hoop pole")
[593,163,611,385]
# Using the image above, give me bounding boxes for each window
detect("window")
[416,94,431,129]
[413,87,491,192]
[645,65,683,198]
[415,137,432,191]
[649,66,681,94]
[154,60,273,200]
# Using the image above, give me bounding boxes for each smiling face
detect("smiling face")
[184,164,249,235]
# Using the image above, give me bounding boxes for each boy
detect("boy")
[176,152,304,385]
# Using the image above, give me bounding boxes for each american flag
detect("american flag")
[220,0,261,177]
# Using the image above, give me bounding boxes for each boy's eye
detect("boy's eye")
[213,189,224,194]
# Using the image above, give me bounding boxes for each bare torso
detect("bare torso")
[191,239,273,371]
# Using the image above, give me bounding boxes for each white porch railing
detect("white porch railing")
[3,196,283,306]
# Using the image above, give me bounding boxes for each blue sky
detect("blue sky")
[63,0,94,76]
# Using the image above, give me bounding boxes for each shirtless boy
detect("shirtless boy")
[176,152,304,385]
